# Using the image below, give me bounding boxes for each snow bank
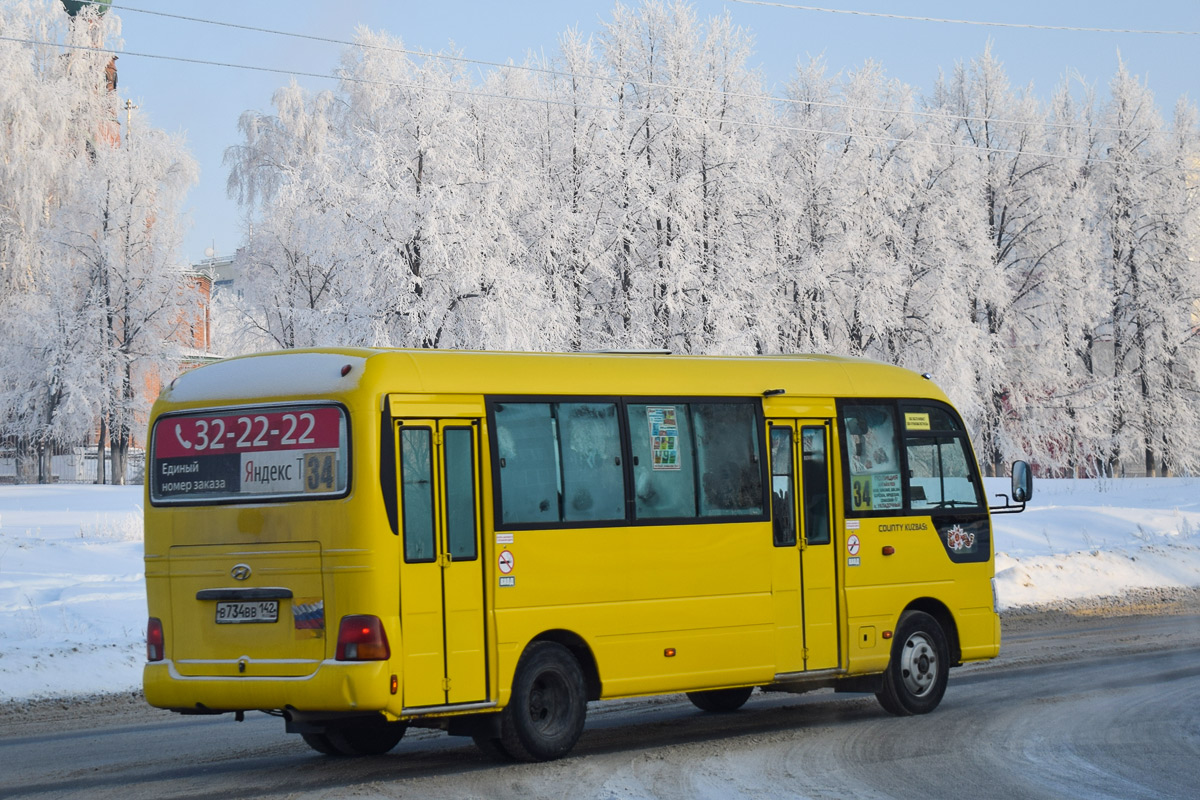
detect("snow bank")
[987,477,1200,609]
[1,479,1197,702]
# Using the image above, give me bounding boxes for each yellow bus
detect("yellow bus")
[143,348,1030,761]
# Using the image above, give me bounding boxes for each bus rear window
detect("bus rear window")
[150,404,349,505]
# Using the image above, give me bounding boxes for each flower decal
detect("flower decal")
[946,524,976,551]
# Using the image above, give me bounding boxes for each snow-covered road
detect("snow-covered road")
[3,608,1198,800]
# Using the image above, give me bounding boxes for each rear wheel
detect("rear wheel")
[321,717,407,756]
[686,686,754,713]
[876,610,949,716]
[499,641,587,762]
[300,732,340,755]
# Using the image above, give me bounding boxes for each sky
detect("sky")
[96,0,1200,266]
[1,477,1198,701]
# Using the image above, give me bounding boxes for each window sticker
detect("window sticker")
[292,598,324,631]
[851,475,873,511]
[873,472,902,509]
[646,406,681,470]
[904,412,931,431]
[850,472,903,511]
[945,524,976,551]
[933,518,989,563]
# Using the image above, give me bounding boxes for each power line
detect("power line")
[727,1,1200,35]
[106,3,1170,140]
[109,3,519,77]
[0,33,1186,172]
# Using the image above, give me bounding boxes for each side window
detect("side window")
[493,403,559,524]
[903,406,982,511]
[399,427,435,562]
[629,404,696,519]
[443,427,478,560]
[493,398,768,527]
[557,403,625,522]
[494,401,626,526]
[842,404,903,512]
[694,403,764,516]
[801,426,831,545]
[770,427,796,547]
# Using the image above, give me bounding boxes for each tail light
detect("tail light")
[147,617,164,662]
[336,615,390,661]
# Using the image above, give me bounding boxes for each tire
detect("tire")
[876,610,949,716]
[686,686,754,713]
[323,717,407,756]
[300,732,341,755]
[499,641,588,762]
[472,734,515,761]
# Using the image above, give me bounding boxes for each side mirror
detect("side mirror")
[1011,460,1033,503]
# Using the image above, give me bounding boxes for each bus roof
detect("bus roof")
[159,347,949,407]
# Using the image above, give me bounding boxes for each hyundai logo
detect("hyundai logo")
[231,563,252,581]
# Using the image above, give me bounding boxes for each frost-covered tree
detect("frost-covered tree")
[598,1,771,352]
[769,57,842,355]
[519,30,614,349]
[217,1,1200,475]
[225,81,355,348]
[51,126,198,482]
[1096,63,1200,475]
[992,79,1107,476]
[228,33,552,350]
[939,48,1063,474]
[883,89,993,432]
[0,0,99,480]
[824,62,922,361]
[0,0,197,483]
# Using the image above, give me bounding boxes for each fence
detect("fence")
[0,447,145,485]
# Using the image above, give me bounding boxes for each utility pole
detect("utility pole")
[124,98,137,142]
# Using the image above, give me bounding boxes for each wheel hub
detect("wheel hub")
[899,632,938,697]
[528,676,567,733]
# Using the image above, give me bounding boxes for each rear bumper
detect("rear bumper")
[144,660,393,714]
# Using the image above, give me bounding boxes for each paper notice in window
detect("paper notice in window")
[905,412,931,430]
[646,406,681,470]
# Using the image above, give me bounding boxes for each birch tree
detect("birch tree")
[1098,64,1200,475]
[51,125,197,483]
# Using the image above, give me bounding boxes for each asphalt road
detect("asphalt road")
[3,610,1199,800]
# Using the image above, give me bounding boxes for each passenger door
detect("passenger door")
[395,419,487,708]
[769,420,840,671]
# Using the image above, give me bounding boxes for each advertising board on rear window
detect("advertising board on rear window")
[150,404,349,504]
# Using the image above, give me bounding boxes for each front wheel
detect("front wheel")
[876,610,949,716]
[499,641,588,762]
